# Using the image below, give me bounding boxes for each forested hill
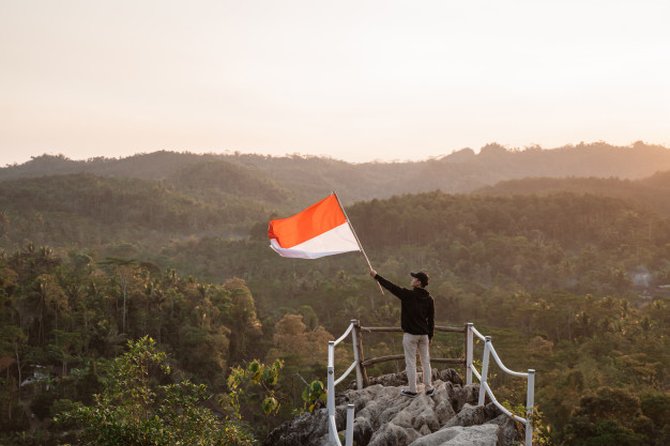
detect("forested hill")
[2,143,670,446]
[0,173,273,247]
[2,181,670,444]
[476,171,670,216]
[3,177,668,289]
[3,163,670,251]
[2,141,670,202]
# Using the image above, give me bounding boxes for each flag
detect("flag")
[268,194,361,259]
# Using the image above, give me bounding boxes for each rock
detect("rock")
[354,416,373,445]
[261,407,329,446]
[368,422,421,446]
[448,384,480,412]
[263,369,521,446]
[443,403,502,428]
[487,414,522,445]
[365,370,409,387]
[411,402,441,432]
[434,398,457,425]
[408,424,499,446]
[437,368,464,386]
[418,423,432,436]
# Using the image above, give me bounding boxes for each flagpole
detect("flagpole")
[333,192,384,296]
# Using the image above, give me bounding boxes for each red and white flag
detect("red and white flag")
[268,194,361,259]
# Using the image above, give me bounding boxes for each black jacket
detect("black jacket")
[374,274,435,339]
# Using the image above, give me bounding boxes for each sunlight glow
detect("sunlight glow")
[1,0,668,165]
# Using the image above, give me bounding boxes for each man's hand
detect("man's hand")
[369,268,377,278]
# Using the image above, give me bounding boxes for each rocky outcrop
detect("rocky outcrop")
[263,369,522,446]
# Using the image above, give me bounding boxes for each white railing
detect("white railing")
[326,319,361,446]
[326,320,535,446]
[466,323,536,446]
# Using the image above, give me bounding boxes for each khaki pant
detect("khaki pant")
[402,333,432,393]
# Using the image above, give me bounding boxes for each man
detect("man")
[369,268,435,397]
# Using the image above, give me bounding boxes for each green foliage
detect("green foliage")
[0,248,273,444]
[301,380,326,413]
[562,419,645,446]
[479,171,670,217]
[266,314,333,369]
[559,387,655,446]
[223,358,284,421]
[0,173,268,248]
[529,407,554,446]
[639,392,670,446]
[54,336,254,446]
[167,159,286,203]
[2,165,670,445]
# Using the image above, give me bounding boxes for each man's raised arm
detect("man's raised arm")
[369,269,409,300]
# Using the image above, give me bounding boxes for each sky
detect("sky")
[1,0,669,166]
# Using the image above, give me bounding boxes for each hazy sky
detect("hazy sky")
[1,0,668,166]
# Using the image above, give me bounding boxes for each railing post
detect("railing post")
[328,340,335,369]
[327,341,336,444]
[353,320,369,387]
[525,369,535,446]
[345,403,355,446]
[327,365,336,415]
[466,322,474,385]
[478,336,491,406]
[351,320,364,390]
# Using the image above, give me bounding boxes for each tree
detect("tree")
[266,314,332,369]
[48,329,83,376]
[641,392,670,446]
[55,336,254,446]
[220,357,284,431]
[0,324,27,429]
[219,279,262,363]
[561,387,651,445]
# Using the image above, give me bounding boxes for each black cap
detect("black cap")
[410,271,429,287]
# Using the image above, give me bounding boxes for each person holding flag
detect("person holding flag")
[369,268,435,398]
[268,194,434,397]
[268,195,434,397]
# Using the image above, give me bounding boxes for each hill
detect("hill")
[0,173,272,248]
[2,147,670,446]
[1,184,669,445]
[3,142,670,203]
[476,170,670,216]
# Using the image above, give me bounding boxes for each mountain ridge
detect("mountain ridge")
[3,142,670,203]
[475,171,670,216]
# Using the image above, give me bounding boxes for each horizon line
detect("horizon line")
[4,139,669,168]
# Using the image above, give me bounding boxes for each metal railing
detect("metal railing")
[326,320,536,446]
[326,320,360,446]
[466,323,536,446]
[358,324,466,380]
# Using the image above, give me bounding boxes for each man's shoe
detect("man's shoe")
[425,388,435,396]
[400,389,418,398]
